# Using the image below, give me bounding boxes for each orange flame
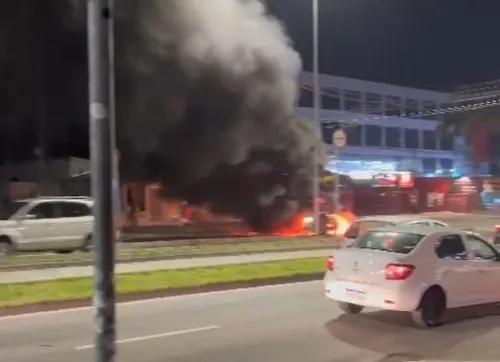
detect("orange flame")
[271,212,312,236]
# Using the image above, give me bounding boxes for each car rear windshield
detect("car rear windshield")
[344,220,394,239]
[347,231,424,254]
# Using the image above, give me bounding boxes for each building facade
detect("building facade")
[295,72,468,177]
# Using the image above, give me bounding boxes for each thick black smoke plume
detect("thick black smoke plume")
[0,0,323,231]
[116,0,323,231]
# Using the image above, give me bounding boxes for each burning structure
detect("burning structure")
[115,0,323,232]
[0,0,323,232]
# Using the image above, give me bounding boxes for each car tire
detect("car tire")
[0,237,13,256]
[56,250,73,254]
[81,235,93,252]
[411,288,446,328]
[338,302,364,314]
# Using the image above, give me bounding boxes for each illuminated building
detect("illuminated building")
[452,79,500,175]
[295,72,467,176]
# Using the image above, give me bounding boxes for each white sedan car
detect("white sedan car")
[324,225,500,328]
[340,216,450,246]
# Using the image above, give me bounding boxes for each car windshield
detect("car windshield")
[347,230,424,254]
[0,201,28,220]
[344,220,394,239]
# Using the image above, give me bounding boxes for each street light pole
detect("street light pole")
[108,0,121,235]
[87,0,116,361]
[312,0,321,234]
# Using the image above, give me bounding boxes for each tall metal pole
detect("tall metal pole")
[108,0,121,234]
[87,1,116,361]
[312,0,321,234]
[334,145,340,210]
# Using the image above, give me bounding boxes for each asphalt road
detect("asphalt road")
[421,212,497,236]
[1,281,500,362]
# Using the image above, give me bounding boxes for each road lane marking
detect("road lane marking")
[75,325,220,350]
[0,280,321,321]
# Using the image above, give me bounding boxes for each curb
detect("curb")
[0,273,324,317]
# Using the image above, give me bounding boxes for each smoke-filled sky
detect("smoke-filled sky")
[0,0,325,230]
[0,0,497,227]
[1,0,499,164]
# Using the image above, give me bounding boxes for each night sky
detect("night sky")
[267,0,500,90]
[2,0,500,164]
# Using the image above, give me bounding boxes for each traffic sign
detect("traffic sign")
[332,129,347,148]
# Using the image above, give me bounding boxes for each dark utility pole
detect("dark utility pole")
[87,0,116,361]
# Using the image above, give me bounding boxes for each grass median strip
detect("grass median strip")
[0,238,330,268]
[0,257,324,308]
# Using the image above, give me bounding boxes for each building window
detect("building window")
[405,129,419,149]
[365,125,382,147]
[364,93,383,115]
[422,100,437,120]
[423,130,436,150]
[422,158,437,173]
[404,98,420,117]
[384,96,402,116]
[321,121,340,144]
[385,127,401,148]
[440,133,454,151]
[440,158,453,171]
[298,88,313,108]
[321,87,340,110]
[346,125,362,146]
[344,90,362,112]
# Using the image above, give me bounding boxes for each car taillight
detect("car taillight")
[495,225,500,233]
[384,263,415,280]
[326,256,335,271]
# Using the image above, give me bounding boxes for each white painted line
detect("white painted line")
[75,325,220,351]
[0,280,321,321]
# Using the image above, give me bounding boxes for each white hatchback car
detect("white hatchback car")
[324,225,500,328]
[0,197,94,255]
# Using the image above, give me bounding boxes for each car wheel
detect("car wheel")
[338,302,364,314]
[411,288,446,328]
[81,235,93,252]
[0,237,13,256]
[56,250,73,254]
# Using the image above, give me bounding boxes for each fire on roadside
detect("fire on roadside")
[271,212,313,236]
[232,211,356,237]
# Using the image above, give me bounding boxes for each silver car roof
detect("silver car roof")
[367,224,457,236]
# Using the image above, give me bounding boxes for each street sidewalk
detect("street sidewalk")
[0,249,330,285]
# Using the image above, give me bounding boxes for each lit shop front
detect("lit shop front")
[343,171,417,216]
